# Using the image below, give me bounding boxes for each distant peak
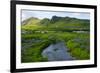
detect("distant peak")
[51,16,63,23]
[52,15,62,19]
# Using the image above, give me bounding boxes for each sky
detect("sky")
[21,10,90,21]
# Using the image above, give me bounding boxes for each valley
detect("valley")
[21,16,90,63]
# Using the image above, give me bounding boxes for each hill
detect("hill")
[22,16,90,31]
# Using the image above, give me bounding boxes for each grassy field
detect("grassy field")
[21,30,90,62]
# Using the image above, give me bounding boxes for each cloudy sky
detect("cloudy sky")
[21,10,90,21]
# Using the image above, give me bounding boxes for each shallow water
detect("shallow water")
[42,42,74,61]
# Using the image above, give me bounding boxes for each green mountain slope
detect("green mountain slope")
[22,17,41,30]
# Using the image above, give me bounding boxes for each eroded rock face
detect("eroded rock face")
[42,42,74,61]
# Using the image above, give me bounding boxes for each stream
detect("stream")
[42,42,75,61]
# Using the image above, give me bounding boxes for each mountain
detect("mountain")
[22,16,90,31]
[22,17,40,25]
[50,16,63,23]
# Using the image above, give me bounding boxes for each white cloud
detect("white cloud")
[73,13,81,16]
